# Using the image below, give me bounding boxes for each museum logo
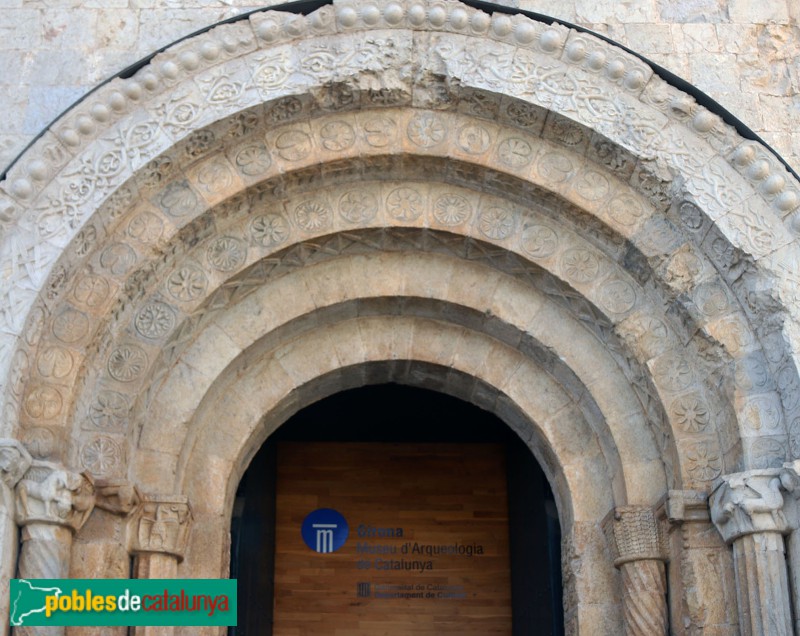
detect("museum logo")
[301,508,349,553]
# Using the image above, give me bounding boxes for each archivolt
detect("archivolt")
[1,0,799,510]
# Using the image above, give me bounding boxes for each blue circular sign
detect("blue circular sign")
[301,508,349,553]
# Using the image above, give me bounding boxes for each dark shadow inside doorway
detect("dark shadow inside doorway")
[230,384,563,636]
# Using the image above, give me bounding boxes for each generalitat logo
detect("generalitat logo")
[301,508,349,553]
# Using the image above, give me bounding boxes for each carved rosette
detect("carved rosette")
[14,461,94,531]
[130,495,192,560]
[710,470,790,543]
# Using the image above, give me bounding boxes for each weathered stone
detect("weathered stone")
[0,1,797,634]
[129,495,192,560]
[710,470,794,635]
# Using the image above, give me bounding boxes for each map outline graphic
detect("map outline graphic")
[10,579,62,626]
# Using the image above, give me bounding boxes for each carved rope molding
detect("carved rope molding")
[0,0,798,433]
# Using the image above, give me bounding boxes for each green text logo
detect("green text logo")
[10,579,236,627]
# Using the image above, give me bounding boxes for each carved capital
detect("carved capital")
[779,460,800,498]
[710,469,790,544]
[0,438,32,491]
[663,489,710,524]
[14,461,95,532]
[602,505,667,567]
[130,495,192,560]
[94,479,141,516]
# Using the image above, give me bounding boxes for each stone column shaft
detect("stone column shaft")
[778,460,800,634]
[131,554,179,636]
[785,519,800,634]
[732,532,793,635]
[0,440,32,636]
[603,506,668,636]
[129,495,192,636]
[12,461,94,636]
[710,469,793,636]
[619,559,668,636]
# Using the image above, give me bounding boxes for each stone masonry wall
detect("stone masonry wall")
[0,0,798,175]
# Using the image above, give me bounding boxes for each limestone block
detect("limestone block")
[540,402,599,464]
[678,22,721,53]
[450,326,494,374]
[561,455,618,521]
[178,323,241,382]
[70,536,130,579]
[728,0,790,24]
[759,94,800,140]
[575,1,658,24]
[179,514,227,579]
[570,520,621,605]
[446,260,501,310]
[658,0,727,23]
[688,52,741,94]
[132,450,178,492]
[624,23,674,55]
[680,544,738,628]
[93,10,140,50]
[0,9,42,49]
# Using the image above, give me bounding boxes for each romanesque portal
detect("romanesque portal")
[1,0,800,634]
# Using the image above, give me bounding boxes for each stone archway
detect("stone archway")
[1,1,799,635]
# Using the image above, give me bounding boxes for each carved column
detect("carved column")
[778,461,800,634]
[129,495,192,636]
[13,460,94,636]
[0,440,32,636]
[603,506,668,636]
[663,490,737,633]
[710,470,793,636]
